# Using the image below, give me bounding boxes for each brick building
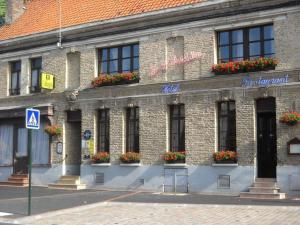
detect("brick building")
[0,0,299,196]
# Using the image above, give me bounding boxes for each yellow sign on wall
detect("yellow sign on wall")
[41,73,55,90]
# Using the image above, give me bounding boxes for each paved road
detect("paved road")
[3,202,300,225]
[0,186,299,224]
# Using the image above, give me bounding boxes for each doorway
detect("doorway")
[256,97,277,178]
[65,110,82,175]
[13,123,28,175]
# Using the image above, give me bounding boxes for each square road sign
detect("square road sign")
[26,108,40,129]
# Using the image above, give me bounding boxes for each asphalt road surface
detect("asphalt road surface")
[0,186,299,217]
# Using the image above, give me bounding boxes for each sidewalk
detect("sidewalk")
[2,201,300,225]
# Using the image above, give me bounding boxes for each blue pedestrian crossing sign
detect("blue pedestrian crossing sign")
[26,108,40,130]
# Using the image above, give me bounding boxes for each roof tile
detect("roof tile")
[0,0,204,41]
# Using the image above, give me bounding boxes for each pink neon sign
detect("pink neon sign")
[149,51,203,78]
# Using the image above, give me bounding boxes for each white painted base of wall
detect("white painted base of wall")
[81,165,300,195]
[0,165,63,186]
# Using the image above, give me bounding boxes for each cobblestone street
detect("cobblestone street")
[3,202,300,225]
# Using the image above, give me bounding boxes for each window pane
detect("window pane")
[110,48,118,60]
[133,45,139,56]
[122,59,131,72]
[232,44,243,58]
[250,42,261,56]
[219,32,229,45]
[133,57,139,70]
[122,46,131,58]
[220,102,228,115]
[219,46,229,60]
[101,62,108,74]
[264,25,274,39]
[31,70,39,87]
[109,60,118,73]
[13,61,21,71]
[232,30,243,43]
[101,49,108,61]
[249,27,260,41]
[11,72,18,89]
[264,40,275,55]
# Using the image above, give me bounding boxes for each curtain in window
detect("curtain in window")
[17,128,28,157]
[0,125,13,165]
[32,123,49,164]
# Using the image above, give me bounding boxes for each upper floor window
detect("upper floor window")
[98,44,139,75]
[170,104,185,151]
[98,109,110,152]
[10,61,21,96]
[217,24,274,63]
[126,107,139,153]
[30,57,42,93]
[218,101,236,151]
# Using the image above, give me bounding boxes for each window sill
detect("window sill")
[91,163,111,167]
[212,163,238,167]
[0,164,12,167]
[164,163,187,168]
[120,163,141,167]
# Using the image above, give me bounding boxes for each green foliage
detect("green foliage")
[0,0,5,19]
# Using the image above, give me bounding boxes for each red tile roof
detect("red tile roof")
[0,0,204,41]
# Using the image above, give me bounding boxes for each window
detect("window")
[98,109,110,152]
[217,25,274,63]
[10,61,21,95]
[218,101,236,151]
[126,107,139,153]
[170,104,185,151]
[98,44,139,74]
[30,57,42,93]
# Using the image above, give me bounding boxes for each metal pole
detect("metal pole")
[28,129,32,216]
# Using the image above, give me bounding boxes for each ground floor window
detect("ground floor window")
[0,121,50,166]
[218,101,236,151]
[98,109,110,152]
[0,125,13,165]
[170,104,185,151]
[32,123,50,164]
[126,107,139,153]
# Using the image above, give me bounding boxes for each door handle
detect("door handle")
[270,134,274,138]
[259,134,263,138]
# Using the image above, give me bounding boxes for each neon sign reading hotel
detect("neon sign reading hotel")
[149,51,203,78]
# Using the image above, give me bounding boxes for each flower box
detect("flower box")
[45,125,62,137]
[213,150,237,163]
[120,152,140,164]
[91,152,110,163]
[164,151,186,164]
[91,72,139,88]
[212,58,277,75]
[279,112,300,126]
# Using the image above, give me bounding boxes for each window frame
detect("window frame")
[98,43,139,75]
[218,101,236,151]
[10,61,21,96]
[217,24,274,63]
[30,57,42,93]
[126,107,139,153]
[169,104,185,152]
[98,109,110,153]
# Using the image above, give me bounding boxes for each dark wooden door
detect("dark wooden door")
[257,113,277,178]
[13,126,28,174]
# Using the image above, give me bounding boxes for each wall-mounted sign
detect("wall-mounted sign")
[87,139,94,156]
[242,75,289,88]
[56,142,63,155]
[288,138,300,155]
[162,84,180,94]
[41,72,55,90]
[83,130,92,140]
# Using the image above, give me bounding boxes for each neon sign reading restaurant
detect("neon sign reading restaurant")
[242,75,289,88]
